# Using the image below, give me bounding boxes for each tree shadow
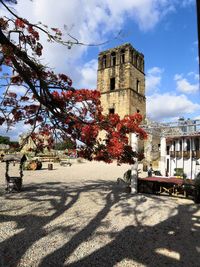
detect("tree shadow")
[0,180,128,266]
[65,203,200,267]
[39,196,200,267]
[0,180,199,267]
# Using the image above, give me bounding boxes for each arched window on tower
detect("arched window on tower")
[141,59,144,72]
[102,55,107,68]
[120,49,125,64]
[136,79,140,93]
[132,52,136,65]
[111,52,116,66]
[136,55,140,69]
[110,77,115,91]
[135,54,139,68]
[138,57,142,70]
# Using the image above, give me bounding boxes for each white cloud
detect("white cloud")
[187,71,199,80]
[174,74,199,94]
[146,67,164,93]
[0,1,178,81]
[174,74,182,81]
[8,85,27,95]
[77,59,98,89]
[0,122,31,141]
[147,93,200,121]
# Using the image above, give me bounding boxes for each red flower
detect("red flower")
[15,18,25,28]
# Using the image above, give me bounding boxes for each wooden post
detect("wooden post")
[48,163,53,170]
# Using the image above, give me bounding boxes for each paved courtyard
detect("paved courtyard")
[0,161,199,267]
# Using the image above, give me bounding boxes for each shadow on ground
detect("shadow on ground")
[0,180,199,267]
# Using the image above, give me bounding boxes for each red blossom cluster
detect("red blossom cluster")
[15,18,25,28]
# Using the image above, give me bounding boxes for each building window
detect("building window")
[136,79,140,93]
[167,145,170,155]
[120,49,125,63]
[102,55,106,68]
[194,138,199,150]
[186,139,190,151]
[111,52,116,66]
[110,77,115,91]
[109,108,115,114]
[139,58,143,70]
[179,140,182,151]
[135,54,138,67]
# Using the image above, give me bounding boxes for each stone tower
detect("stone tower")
[97,43,146,118]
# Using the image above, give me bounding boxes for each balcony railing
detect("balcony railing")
[169,150,200,159]
[175,151,181,158]
[192,150,200,159]
[183,151,190,159]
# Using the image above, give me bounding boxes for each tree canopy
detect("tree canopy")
[0,135,10,144]
[0,0,147,164]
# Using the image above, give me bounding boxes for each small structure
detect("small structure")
[3,154,27,192]
[142,117,200,179]
[160,134,200,179]
[138,176,194,198]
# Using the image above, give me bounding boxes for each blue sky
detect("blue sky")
[0,0,199,140]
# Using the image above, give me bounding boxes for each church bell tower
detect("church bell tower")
[97,43,146,118]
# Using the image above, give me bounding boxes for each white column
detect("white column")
[183,138,187,151]
[131,133,138,194]
[160,136,166,176]
[175,140,180,151]
[191,138,195,151]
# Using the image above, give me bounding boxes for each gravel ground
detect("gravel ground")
[0,160,200,267]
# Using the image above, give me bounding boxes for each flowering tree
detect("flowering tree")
[0,0,147,164]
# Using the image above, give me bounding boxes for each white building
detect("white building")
[142,118,200,179]
[159,134,200,179]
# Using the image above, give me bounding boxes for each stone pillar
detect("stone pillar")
[160,136,166,176]
[131,133,138,194]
